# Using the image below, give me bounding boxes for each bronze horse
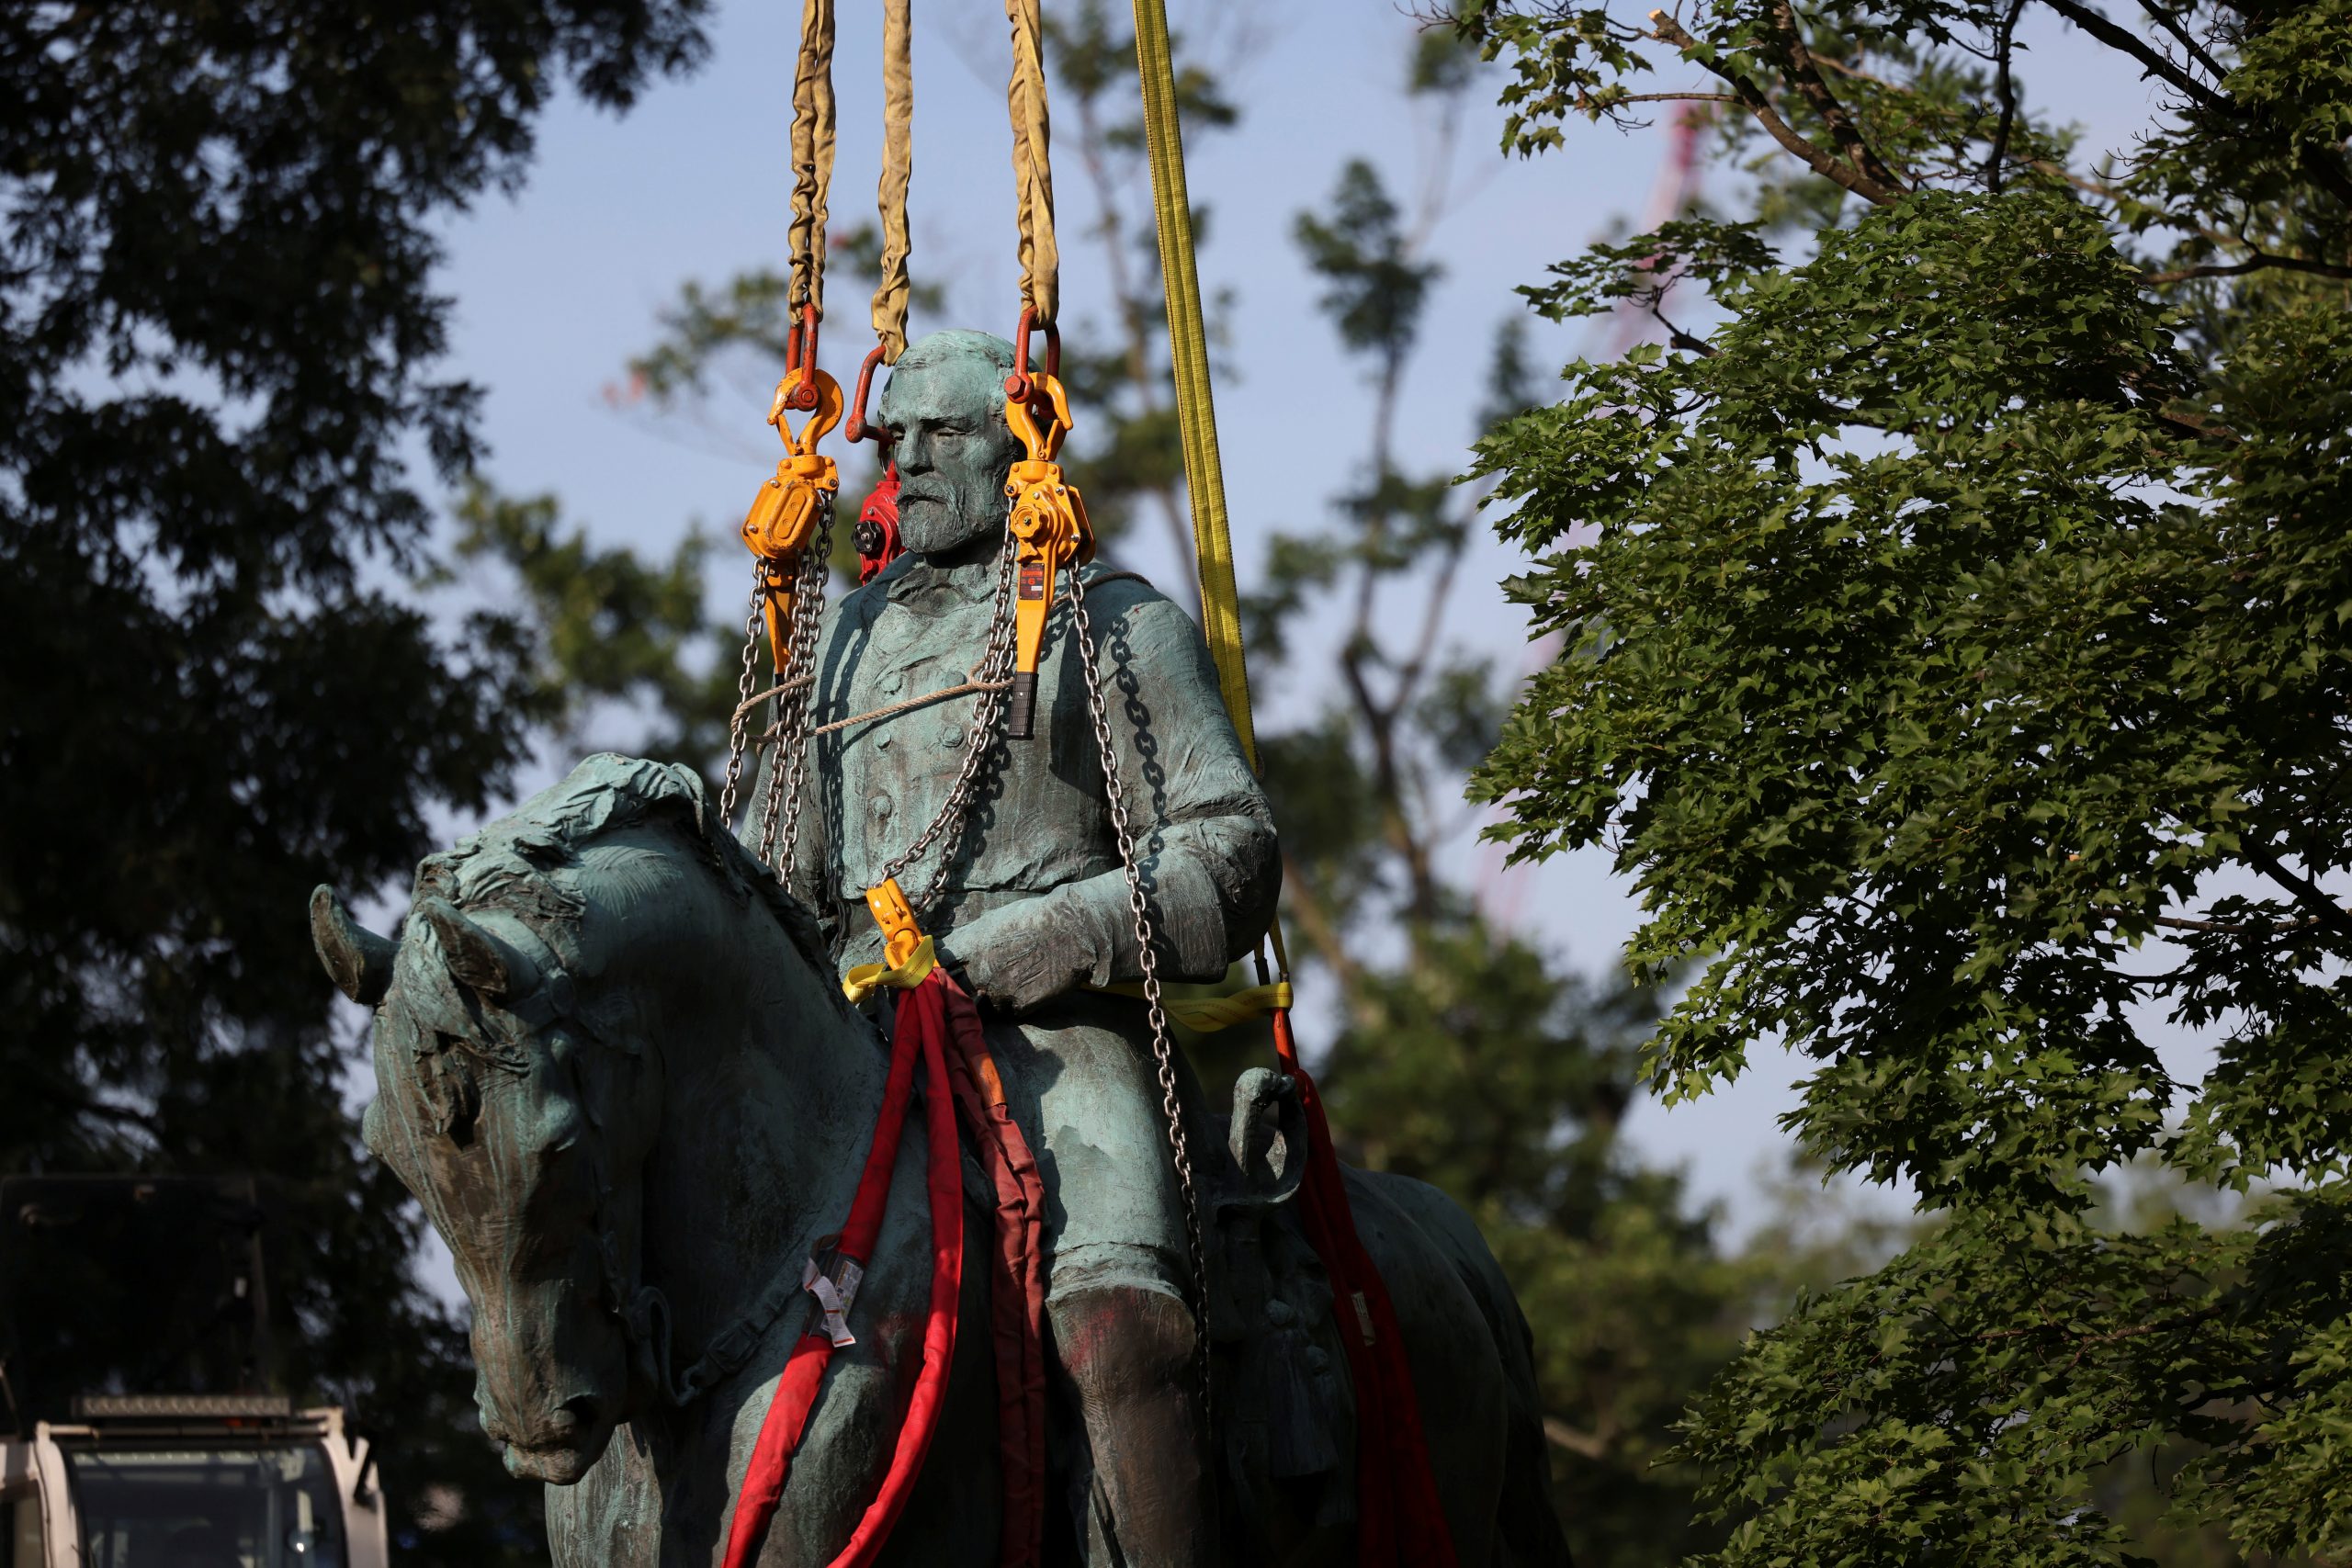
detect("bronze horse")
[313,754,1569,1565]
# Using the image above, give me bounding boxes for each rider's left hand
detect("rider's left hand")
[936,899,1091,1012]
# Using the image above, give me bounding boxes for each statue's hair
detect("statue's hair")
[413,752,842,1012]
[893,327,1015,373]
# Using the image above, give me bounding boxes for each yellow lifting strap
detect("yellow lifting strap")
[1129,0,1291,984]
[1004,0,1059,324]
[1129,0,1250,769]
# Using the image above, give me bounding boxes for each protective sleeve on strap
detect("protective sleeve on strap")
[873,0,914,361]
[1003,0,1058,324]
[789,0,838,315]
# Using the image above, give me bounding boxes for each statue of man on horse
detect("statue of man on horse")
[765,326,1280,1565]
[309,322,1571,1567]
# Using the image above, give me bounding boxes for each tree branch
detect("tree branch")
[2242,845,2352,944]
[2144,252,2352,283]
[2038,0,2226,109]
[1278,849,1373,999]
[1543,1416,1614,1460]
[1765,0,1912,194]
[2132,0,2229,84]
[1649,10,1906,207]
[1985,0,2026,191]
[2154,913,2320,935]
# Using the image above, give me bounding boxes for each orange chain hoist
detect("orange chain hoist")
[741,306,843,673]
[1000,309,1094,739]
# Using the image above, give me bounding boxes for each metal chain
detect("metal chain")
[1065,569,1211,1409]
[717,571,769,831]
[869,542,1022,911]
[756,518,838,877]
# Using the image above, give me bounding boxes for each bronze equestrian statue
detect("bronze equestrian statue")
[313,330,1571,1566]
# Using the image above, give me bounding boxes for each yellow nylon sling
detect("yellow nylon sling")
[1130,0,1290,982]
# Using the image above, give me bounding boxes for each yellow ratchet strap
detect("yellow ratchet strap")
[1088,980,1294,1032]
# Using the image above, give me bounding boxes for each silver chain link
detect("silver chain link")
[755,519,837,877]
[1066,570,1212,1409]
[717,571,768,832]
[755,539,1212,1407]
[869,542,1022,911]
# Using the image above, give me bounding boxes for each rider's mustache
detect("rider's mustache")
[896,475,956,509]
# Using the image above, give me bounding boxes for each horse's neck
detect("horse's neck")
[635,908,882,1365]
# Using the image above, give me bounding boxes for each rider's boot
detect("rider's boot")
[1048,1283,1216,1567]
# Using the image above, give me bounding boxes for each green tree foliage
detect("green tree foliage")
[1462,0,2352,1557]
[0,4,708,1559]
[450,480,739,779]
[1243,41,1764,1563]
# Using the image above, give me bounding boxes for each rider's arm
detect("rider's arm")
[945,581,1280,1009]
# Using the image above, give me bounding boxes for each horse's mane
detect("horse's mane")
[413,752,845,1016]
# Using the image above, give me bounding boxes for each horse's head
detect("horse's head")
[311,755,826,1483]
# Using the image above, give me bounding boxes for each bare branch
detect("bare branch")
[1985,0,2026,191]
[1544,1416,1613,1460]
[2132,0,2229,83]
[1648,10,1906,207]
[2154,913,2321,934]
[1278,850,1374,1001]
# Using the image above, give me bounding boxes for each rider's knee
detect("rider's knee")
[1047,1280,1197,1404]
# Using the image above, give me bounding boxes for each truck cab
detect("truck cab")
[3,1393,387,1568]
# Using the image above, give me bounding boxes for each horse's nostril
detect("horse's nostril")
[549,1393,599,1437]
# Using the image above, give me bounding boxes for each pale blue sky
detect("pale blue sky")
[423,0,2200,1239]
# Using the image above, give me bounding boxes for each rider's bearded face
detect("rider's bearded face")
[876,333,1025,558]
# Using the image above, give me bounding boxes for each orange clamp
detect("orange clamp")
[865,878,925,971]
[1000,365,1092,739]
[742,364,845,671]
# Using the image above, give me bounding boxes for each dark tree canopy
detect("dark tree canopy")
[1464,0,2352,1558]
[0,3,708,1558]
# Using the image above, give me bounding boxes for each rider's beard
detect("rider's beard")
[897,474,1007,561]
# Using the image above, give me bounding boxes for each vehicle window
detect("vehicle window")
[61,1447,345,1568]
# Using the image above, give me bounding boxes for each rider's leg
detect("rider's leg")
[987,1003,1218,1566]
[1046,1258,1215,1568]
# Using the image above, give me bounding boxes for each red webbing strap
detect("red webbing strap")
[1272,1008,1459,1568]
[720,972,967,1568]
[937,976,1049,1568]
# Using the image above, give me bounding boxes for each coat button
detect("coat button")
[870,794,892,822]
[939,727,965,750]
[878,668,905,695]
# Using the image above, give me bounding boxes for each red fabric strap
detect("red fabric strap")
[1273,1007,1459,1568]
[719,972,967,1568]
[937,977,1050,1568]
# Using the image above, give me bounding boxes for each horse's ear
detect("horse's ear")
[311,886,396,1007]
[416,897,514,998]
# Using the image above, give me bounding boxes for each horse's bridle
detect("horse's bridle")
[481,913,805,1410]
